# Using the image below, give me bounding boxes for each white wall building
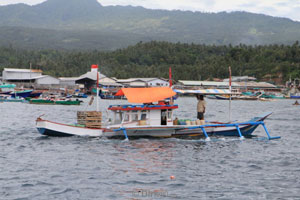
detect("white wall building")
[59,77,78,86]
[34,75,60,85]
[178,80,238,89]
[117,78,169,87]
[2,68,43,81]
[99,77,123,88]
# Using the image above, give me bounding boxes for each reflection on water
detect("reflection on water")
[112,140,176,174]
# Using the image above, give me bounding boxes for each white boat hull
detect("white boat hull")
[36,119,103,137]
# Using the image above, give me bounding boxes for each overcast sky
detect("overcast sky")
[1,0,299,21]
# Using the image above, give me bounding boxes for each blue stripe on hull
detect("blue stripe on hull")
[211,125,258,137]
[37,128,73,137]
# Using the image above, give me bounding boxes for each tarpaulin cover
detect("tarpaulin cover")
[115,87,176,103]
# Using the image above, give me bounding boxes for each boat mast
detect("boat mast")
[96,65,99,112]
[30,62,32,86]
[229,66,232,122]
[169,67,173,105]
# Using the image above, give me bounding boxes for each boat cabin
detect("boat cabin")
[108,102,178,127]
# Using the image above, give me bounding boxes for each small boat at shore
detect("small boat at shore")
[214,95,258,100]
[28,91,43,98]
[290,93,300,99]
[10,90,33,98]
[73,93,88,98]
[0,95,26,102]
[36,87,280,140]
[100,93,127,100]
[30,98,81,105]
[0,84,16,95]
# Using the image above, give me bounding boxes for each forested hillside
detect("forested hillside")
[1,41,300,83]
[0,0,300,49]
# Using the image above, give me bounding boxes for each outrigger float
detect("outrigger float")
[36,87,280,140]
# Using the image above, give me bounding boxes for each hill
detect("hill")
[0,0,300,49]
[1,41,299,83]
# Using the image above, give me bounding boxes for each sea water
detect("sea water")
[0,97,299,199]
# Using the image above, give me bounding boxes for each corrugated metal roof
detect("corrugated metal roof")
[117,78,163,83]
[235,81,276,88]
[33,75,59,80]
[174,89,233,95]
[178,80,239,87]
[77,72,106,81]
[59,77,78,81]
[223,76,256,82]
[99,82,123,86]
[4,68,43,73]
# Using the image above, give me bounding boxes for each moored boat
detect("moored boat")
[28,91,43,98]
[10,90,33,98]
[290,93,300,99]
[30,98,81,105]
[0,95,26,102]
[73,93,88,98]
[0,84,16,95]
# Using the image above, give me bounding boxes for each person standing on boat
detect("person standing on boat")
[197,95,206,120]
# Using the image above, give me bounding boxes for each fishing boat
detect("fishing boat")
[97,88,127,100]
[0,95,26,102]
[36,87,280,140]
[10,90,33,98]
[73,93,88,98]
[260,93,285,99]
[207,94,258,100]
[290,93,300,99]
[30,98,81,105]
[100,93,127,100]
[0,84,16,95]
[28,91,43,98]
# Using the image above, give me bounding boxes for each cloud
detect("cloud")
[0,0,299,21]
[99,0,300,21]
[0,0,45,6]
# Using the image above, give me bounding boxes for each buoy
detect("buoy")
[170,175,175,180]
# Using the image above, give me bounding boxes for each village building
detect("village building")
[98,77,123,88]
[2,68,43,82]
[234,82,280,92]
[1,68,60,88]
[178,79,280,92]
[117,78,169,87]
[34,75,60,85]
[59,77,78,87]
[75,66,106,91]
[177,80,238,89]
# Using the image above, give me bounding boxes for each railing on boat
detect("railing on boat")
[108,104,178,110]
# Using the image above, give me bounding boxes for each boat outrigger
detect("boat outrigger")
[36,87,280,140]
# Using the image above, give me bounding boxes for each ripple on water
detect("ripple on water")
[0,98,299,199]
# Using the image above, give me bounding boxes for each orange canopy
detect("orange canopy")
[115,87,176,103]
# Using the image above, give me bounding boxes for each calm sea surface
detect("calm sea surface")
[0,97,300,200]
